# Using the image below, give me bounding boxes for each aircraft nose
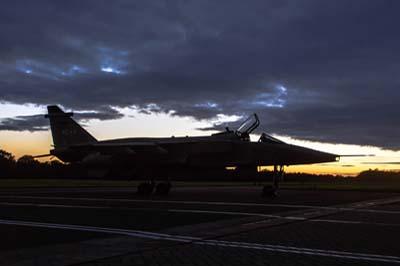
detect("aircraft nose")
[284,145,340,165]
[309,149,339,164]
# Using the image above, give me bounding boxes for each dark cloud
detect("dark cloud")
[0,0,400,148]
[74,107,124,122]
[0,115,48,132]
[0,107,123,131]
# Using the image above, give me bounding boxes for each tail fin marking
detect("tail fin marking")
[46,105,97,148]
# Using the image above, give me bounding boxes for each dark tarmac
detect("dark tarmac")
[1,186,400,266]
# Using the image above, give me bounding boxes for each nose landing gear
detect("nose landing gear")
[155,182,171,195]
[263,165,284,197]
[137,181,155,196]
[137,179,171,196]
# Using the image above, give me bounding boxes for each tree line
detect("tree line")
[0,149,86,179]
[0,149,399,181]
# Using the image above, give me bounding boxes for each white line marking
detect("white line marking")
[0,219,399,264]
[301,211,323,216]
[312,219,361,225]
[2,202,400,227]
[168,208,283,219]
[3,195,400,214]
[284,216,307,220]
[0,202,109,210]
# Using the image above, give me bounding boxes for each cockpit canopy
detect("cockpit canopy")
[236,113,259,135]
[235,114,260,141]
[258,132,286,144]
[212,113,265,142]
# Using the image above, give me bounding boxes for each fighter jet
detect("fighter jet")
[40,105,339,196]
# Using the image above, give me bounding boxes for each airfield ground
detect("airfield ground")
[1,184,400,265]
[2,179,400,192]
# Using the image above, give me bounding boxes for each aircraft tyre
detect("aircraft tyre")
[263,185,278,197]
[137,182,154,195]
[155,182,171,195]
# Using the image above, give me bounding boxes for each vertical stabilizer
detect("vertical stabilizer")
[45,105,97,148]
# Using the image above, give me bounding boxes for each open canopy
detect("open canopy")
[236,113,260,135]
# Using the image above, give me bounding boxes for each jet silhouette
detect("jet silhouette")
[40,105,339,196]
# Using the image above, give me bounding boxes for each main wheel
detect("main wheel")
[155,182,171,195]
[263,185,278,197]
[137,182,154,195]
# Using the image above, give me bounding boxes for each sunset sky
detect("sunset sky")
[1,1,400,175]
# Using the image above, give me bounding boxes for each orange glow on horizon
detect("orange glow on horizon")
[1,108,399,176]
[2,133,394,177]
[0,131,51,160]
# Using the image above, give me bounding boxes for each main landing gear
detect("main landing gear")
[137,180,171,196]
[263,165,284,197]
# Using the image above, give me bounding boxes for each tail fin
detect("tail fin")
[45,105,97,148]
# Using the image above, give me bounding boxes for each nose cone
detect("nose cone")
[292,145,339,165]
[307,149,339,164]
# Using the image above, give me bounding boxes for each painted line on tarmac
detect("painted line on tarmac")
[1,201,400,228]
[176,209,400,227]
[0,195,338,210]
[0,219,399,264]
[0,202,110,210]
[172,209,400,227]
[3,195,400,215]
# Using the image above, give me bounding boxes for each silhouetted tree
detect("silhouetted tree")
[16,155,42,178]
[17,155,38,164]
[0,149,16,177]
[3,148,400,182]
[357,169,400,181]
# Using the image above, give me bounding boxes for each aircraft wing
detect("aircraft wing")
[71,142,168,155]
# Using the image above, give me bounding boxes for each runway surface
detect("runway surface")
[1,186,400,266]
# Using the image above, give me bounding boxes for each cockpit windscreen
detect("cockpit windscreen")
[236,114,260,135]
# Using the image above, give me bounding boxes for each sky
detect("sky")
[1,0,400,175]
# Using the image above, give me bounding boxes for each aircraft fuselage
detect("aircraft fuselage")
[51,134,338,169]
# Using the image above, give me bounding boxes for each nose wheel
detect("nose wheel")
[137,180,171,196]
[155,182,171,195]
[263,165,284,197]
[137,181,155,196]
[263,185,278,197]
